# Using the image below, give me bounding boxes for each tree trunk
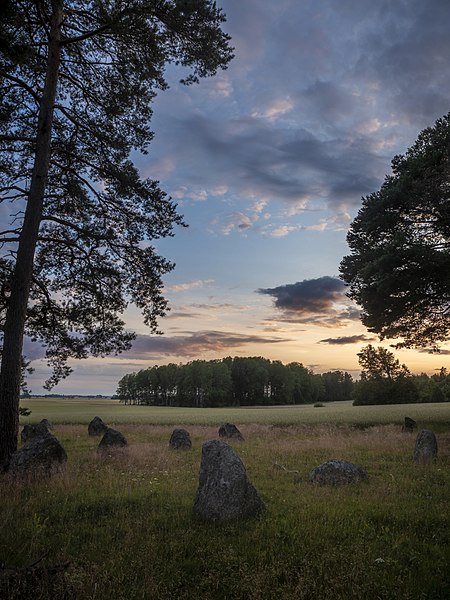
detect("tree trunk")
[0,2,63,471]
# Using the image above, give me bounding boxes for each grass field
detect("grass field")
[19,396,450,429]
[1,399,449,599]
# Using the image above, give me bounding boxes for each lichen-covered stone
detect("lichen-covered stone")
[9,433,67,477]
[413,430,437,464]
[169,428,192,450]
[88,416,108,436]
[402,416,417,432]
[21,422,50,444]
[218,422,244,441]
[309,459,368,485]
[97,428,127,453]
[193,440,264,522]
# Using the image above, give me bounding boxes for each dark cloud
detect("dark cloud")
[258,276,346,313]
[318,335,376,345]
[168,114,385,211]
[417,348,450,356]
[258,277,362,328]
[121,330,289,359]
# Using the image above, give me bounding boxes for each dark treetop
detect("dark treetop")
[340,113,450,349]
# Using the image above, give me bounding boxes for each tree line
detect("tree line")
[117,348,450,407]
[116,357,354,407]
[352,345,449,405]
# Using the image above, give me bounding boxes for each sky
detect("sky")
[28,0,450,395]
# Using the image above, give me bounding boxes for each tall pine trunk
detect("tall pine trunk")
[0,2,62,470]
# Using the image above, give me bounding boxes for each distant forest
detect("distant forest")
[116,357,354,407]
[117,357,450,407]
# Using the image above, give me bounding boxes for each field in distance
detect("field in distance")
[20,397,450,428]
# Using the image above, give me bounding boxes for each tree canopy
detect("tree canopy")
[0,0,233,468]
[352,345,417,406]
[116,357,354,407]
[340,113,450,349]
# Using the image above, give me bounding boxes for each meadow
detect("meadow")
[18,396,450,428]
[1,399,449,599]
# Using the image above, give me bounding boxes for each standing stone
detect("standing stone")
[88,416,108,436]
[218,422,244,441]
[309,459,368,485]
[97,428,127,453]
[402,416,417,432]
[9,433,67,477]
[193,440,265,522]
[413,429,438,464]
[21,421,50,444]
[169,428,192,450]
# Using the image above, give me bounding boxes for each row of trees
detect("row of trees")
[116,357,355,407]
[117,348,450,407]
[352,345,449,405]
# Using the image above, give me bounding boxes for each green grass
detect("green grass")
[19,397,450,429]
[2,402,449,599]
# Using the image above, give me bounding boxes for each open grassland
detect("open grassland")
[19,397,450,429]
[1,420,449,599]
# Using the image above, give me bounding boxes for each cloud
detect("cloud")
[23,337,47,362]
[417,348,450,356]
[258,276,360,328]
[141,0,450,241]
[258,276,346,313]
[165,279,214,292]
[318,335,376,345]
[121,330,290,359]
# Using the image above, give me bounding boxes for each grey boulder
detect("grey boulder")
[97,427,127,453]
[88,416,108,436]
[413,429,438,464]
[309,459,368,485]
[218,422,244,441]
[21,421,50,444]
[193,439,264,522]
[9,432,67,477]
[169,428,192,450]
[402,416,417,432]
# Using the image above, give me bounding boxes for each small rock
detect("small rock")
[413,429,437,464]
[309,459,368,485]
[193,439,265,522]
[88,416,108,436]
[97,428,127,453]
[21,422,50,444]
[9,433,67,477]
[402,416,417,432]
[169,428,192,450]
[218,422,244,441]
